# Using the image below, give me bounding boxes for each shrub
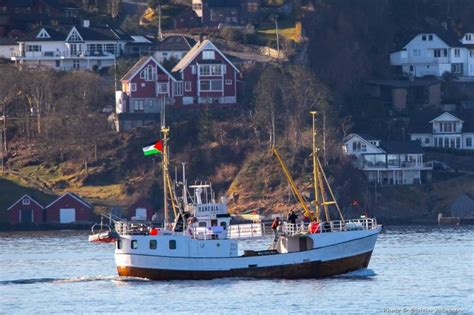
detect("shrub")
[219,28,244,43]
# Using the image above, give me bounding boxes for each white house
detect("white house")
[11,22,131,71]
[343,134,432,185]
[410,111,474,150]
[390,28,474,77]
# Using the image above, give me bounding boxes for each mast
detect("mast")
[162,126,169,226]
[310,111,320,222]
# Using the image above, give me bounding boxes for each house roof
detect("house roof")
[367,79,440,88]
[155,35,196,52]
[409,109,474,133]
[379,141,424,154]
[400,25,465,49]
[21,25,131,42]
[172,39,239,73]
[126,35,155,47]
[7,194,44,211]
[45,192,92,209]
[121,55,176,82]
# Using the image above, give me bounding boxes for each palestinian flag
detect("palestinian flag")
[142,140,163,156]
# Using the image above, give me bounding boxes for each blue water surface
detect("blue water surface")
[0,226,472,314]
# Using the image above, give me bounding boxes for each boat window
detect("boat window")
[220,222,227,229]
[199,222,207,227]
[169,240,176,250]
[116,240,122,249]
[149,240,157,250]
[131,240,138,249]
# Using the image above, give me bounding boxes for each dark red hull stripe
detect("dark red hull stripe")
[117,251,373,280]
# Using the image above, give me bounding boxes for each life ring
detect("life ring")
[308,221,320,234]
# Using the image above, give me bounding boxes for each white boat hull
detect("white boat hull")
[114,228,381,280]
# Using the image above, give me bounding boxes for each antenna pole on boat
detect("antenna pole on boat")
[182,162,187,210]
[310,111,320,222]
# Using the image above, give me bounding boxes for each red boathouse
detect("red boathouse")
[44,192,93,224]
[6,194,44,225]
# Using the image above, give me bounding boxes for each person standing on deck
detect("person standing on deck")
[287,210,298,224]
[271,217,280,241]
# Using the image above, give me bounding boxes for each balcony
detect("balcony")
[390,50,451,66]
[11,50,116,60]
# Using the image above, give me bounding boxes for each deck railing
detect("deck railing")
[282,218,378,237]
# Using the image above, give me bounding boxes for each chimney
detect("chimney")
[199,32,204,43]
[83,20,90,28]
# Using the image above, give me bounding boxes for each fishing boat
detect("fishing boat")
[90,112,382,280]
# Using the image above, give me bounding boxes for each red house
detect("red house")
[171,39,240,106]
[116,55,178,115]
[127,199,157,221]
[6,194,44,225]
[45,192,93,224]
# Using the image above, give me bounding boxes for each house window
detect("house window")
[191,65,196,74]
[141,65,156,81]
[467,34,472,41]
[361,144,367,152]
[199,65,210,76]
[22,198,30,205]
[72,60,80,69]
[424,138,430,144]
[202,50,215,60]
[174,82,183,96]
[210,64,222,75]
[169,240,176,250]
[149,240,157,250]
[200,80,223,91]
[148,99,154,108]
[26,45,41,52]
[156,82,168,94]
[428,34,433,40]
[454,49,461,57]
[456,138,461,149]
[409,65,414,72]
[87,43,103,55]
[105,44,116,55]
[452,63,462,74]
[413,49,421,57]
[225,79,232,85]
[422,35,426,41]
[199,64,222,76]
[131,240,138,249]
[466,137,472,147]
[185,81,191,92]
[134,100,144,111]
[55,60,60,67]
[68,30,81,42]
[130,83,137,91]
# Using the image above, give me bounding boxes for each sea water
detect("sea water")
[0,226,472,314]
